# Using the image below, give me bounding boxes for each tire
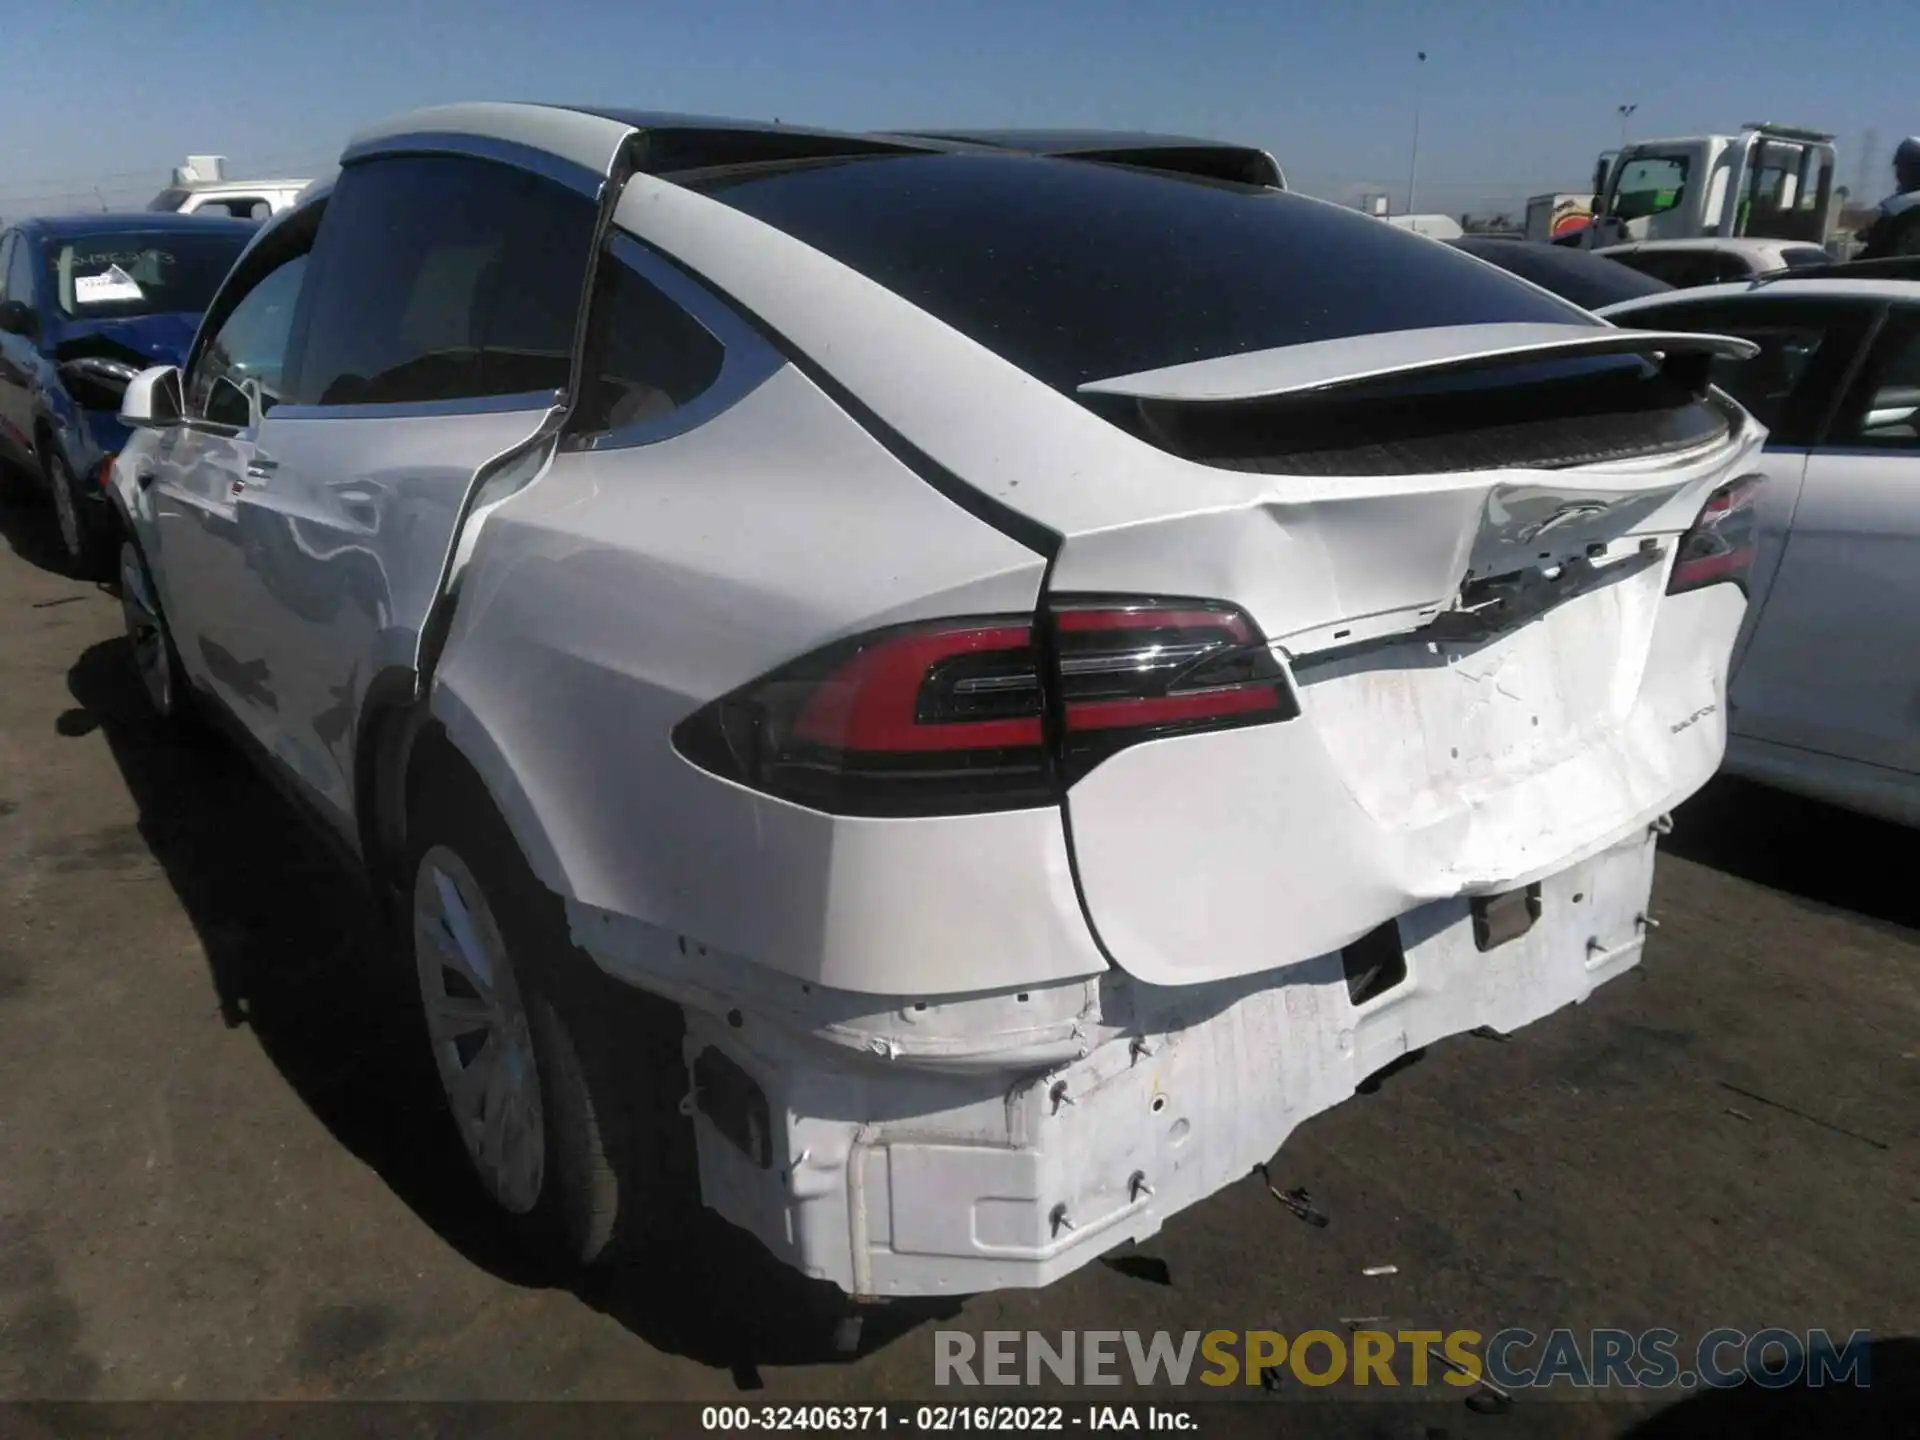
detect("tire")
[46,447,109,580]
[403,736,697,1274]
[118,540,193,726]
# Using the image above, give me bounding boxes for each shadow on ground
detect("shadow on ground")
[1669,773,1920,933]
[62,634,954,1379]
[0,470,82,582]
[1620,1335,1919,1439]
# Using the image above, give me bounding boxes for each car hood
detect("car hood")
[53,311,200,368]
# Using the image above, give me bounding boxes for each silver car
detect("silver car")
[1602,267,1920,825]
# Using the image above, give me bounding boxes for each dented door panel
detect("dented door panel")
[147,424,286,734]
[230,401,557,831]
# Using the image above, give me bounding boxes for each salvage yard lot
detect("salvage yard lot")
[1,489,1915,1432]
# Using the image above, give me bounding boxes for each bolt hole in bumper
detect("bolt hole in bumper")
[666,830,1657,1297]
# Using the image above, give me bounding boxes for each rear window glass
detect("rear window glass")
[687,153,1596,396]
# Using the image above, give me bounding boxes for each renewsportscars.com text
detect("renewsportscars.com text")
[934,1328,1873,1391]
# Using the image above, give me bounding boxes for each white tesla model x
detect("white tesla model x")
[110,103,1762,1297]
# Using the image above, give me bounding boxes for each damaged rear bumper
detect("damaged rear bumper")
[580,827,1659,1297]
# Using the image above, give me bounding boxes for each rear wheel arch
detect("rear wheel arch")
[354,670,434,899]
[399,721,699,1271]
[31,418,58,479]
[377,700,574,917]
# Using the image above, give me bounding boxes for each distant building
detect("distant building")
[1346,192,1465,239]
[1385,213,1465,239]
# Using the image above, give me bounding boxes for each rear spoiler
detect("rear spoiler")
[1077,322,1759,404]
[894,130,1285,189]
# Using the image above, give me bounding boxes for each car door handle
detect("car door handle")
[245,454,279,482]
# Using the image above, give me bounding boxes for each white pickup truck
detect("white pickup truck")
[146,154,310,221]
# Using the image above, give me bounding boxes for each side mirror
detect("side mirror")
[120,365,184,428]
[0,298,37,339]
[205,374,255,429]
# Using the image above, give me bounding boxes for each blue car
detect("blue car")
[0,212,259,575]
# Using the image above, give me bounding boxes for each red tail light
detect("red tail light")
[1667,474,1762,596]
[97,455,117,488]
[674,597,1299,816]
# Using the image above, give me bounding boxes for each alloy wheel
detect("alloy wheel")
[412,844,546,1215]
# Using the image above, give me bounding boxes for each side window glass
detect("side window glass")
[572,246,727,435]
[0,235,14,303]
[1679,256,1721,288]
[1660,257,1703,288]
[1627,300,1869,442]
[292,154,596,407]
[205,198,272,221]
[1611,156,1689,221]
[187,253,310,426]
[1832,318,1920,450]
[6,236,36,307]
[1706,326,1828,429]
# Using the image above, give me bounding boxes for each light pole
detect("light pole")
[1406,50,1427,214]
[1617,103,1637,150]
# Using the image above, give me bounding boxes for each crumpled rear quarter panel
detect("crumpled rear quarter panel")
[428,364,1107,995]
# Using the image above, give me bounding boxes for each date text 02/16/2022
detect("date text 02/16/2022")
[700,1406,1193,1432]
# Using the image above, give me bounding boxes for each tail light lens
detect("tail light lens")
[1667,474,1762,595]
[673,597,1299,816]
[97,455,117,488]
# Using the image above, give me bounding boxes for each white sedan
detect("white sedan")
[109,102,1763,1299]
[1602,267,1920,825]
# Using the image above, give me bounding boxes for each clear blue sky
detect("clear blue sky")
[3,0,1913,218]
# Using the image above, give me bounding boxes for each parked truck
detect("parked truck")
[146,154,311,221]
[1580,123,1837,250]
[1525,192,1595,243]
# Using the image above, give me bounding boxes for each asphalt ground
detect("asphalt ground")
[1,480,1914,1438]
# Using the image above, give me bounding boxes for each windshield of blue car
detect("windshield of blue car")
[47,230,253,321]
[683,152,1605,397]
